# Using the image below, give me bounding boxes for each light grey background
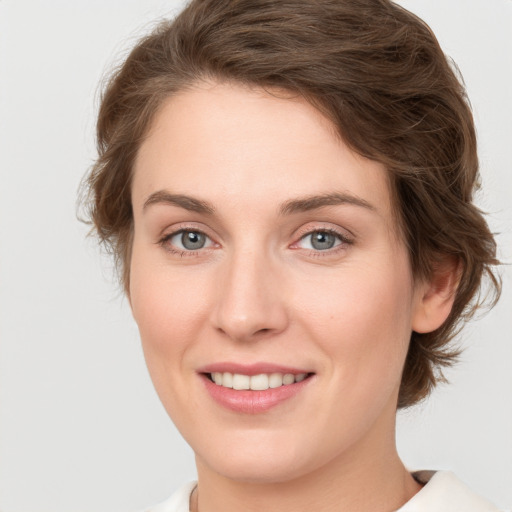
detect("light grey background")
[0,1,510,511]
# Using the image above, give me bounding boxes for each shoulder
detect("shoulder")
[398,471,504,512]
[141,481,197,512]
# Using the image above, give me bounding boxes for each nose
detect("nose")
[211,248,289,342]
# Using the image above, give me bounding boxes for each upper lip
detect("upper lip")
[197,362,313,376]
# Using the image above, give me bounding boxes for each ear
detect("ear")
[412,257,461,334]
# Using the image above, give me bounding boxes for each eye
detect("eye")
[296,230,346,251]
[165,230,214,251]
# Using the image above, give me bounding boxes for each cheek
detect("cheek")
[130,242,209,338]
[295,255,415,395]
[129,247,208,391]
[129,256,213,437]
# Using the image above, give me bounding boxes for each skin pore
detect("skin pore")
[129,82,456,512]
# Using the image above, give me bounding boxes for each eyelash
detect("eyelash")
[158,226,353,258]
[292,227,354,257]
[158,225,216,257]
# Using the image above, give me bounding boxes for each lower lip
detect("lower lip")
[201,374,313,414]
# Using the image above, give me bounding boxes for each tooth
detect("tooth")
[269,373,284,388]
[213,371,307,389]
[250,374,269,390]
[283,373,295,385]
[222,372,233,388]
[232,373,250,390]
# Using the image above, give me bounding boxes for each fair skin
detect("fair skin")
[129,82,456,512]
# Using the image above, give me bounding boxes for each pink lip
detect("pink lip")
[197,362,310,376]
[197,362,314,414]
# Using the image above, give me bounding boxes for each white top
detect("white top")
[144,471,504,512]
[397,471,502,511]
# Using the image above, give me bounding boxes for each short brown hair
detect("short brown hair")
[82,0,500,407]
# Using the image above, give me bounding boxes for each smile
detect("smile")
[199,365,314,414]
[209,372,308,390]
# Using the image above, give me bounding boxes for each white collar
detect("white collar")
[396,471,501,511]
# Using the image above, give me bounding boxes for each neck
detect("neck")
[192,409,422,512]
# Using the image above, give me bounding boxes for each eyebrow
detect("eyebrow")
[142,190,376,216]
[279,192,376,215]
[143,191,215,215]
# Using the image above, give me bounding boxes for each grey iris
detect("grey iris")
[181,231,206,250]
[311,231,336,250]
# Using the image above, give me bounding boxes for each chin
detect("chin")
[193,429,331,485]
[204,455,310,484]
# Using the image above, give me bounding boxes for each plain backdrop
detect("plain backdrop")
[0,1,511,511]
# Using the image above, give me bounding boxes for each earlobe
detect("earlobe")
[412,257,461,334]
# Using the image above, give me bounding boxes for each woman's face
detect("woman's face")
[130,82,427,483]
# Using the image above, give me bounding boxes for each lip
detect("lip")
[197,362,314,414]
[197,362,311,376]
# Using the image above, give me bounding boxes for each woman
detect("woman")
[83,0,502,510]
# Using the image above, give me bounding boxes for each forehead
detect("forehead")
[132,82,393,222]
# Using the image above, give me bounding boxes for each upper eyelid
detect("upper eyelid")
[293,223,354,242]
[159,222,216,240]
